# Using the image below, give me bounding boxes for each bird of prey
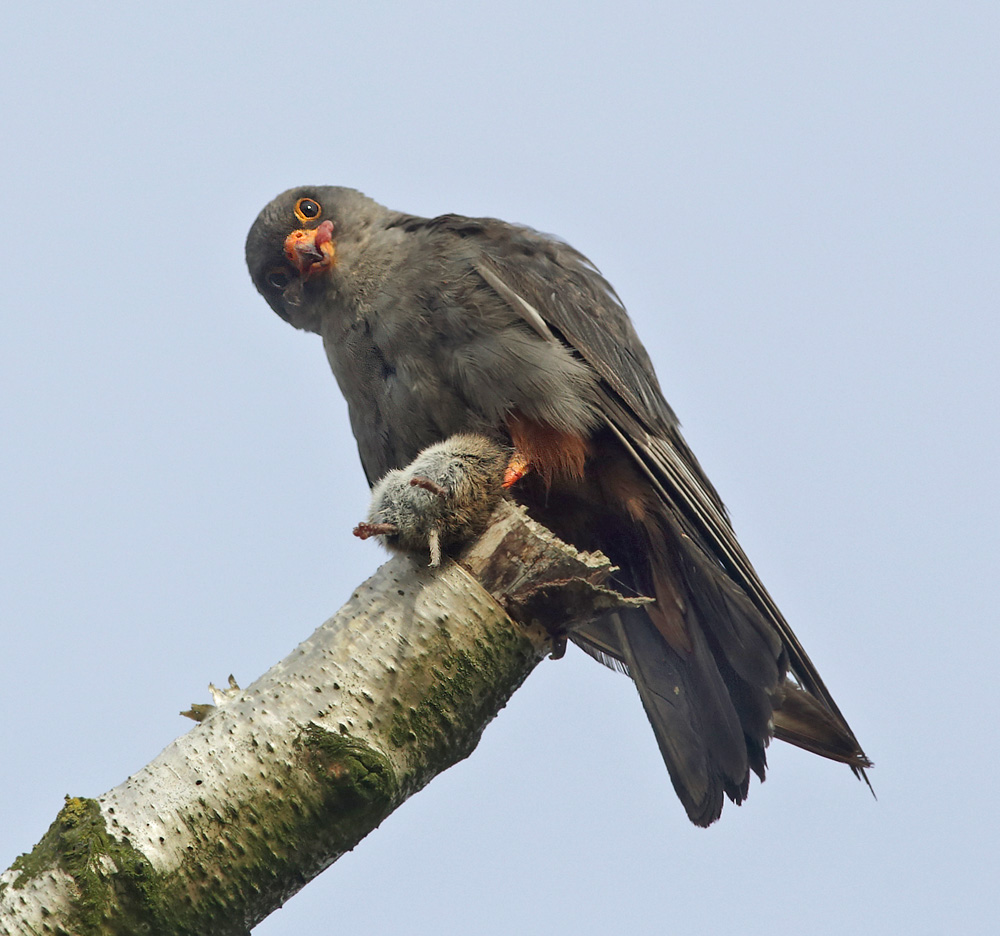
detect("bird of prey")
[246,186,870,826]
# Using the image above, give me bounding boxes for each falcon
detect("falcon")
[246,186,870,825]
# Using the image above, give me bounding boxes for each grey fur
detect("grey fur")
[361,434,509,566]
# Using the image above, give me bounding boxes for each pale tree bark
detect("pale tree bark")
[0,503,640,936]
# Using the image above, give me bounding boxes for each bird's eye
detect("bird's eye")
[266,269,290,290]
[294,197,322,222]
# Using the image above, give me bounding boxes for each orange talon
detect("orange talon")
[503,451,532,488]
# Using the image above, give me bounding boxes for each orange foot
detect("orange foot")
[502,451,532,488]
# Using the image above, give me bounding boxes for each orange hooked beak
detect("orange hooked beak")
[283,220,335,278]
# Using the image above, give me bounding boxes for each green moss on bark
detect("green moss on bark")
[388,617,540,775]
[153,729,400,935]
[299,724,400,830]
[8,795,162,935]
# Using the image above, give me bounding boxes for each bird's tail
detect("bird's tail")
[772,681,874,787]
[571,515,871,824]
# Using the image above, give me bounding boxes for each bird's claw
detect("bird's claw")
[502,450,532,488]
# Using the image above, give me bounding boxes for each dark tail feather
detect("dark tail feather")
[773,682,874,789]
[567,506,872,823]
[660,528,785,783]
[607,610,750,827]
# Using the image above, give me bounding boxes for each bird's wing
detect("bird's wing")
[468,221,867,760]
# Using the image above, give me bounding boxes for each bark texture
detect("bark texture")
[0,502,635,936]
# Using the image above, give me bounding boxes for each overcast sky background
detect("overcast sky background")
[2,3,997,933]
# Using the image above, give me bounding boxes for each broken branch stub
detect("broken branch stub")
[457,499,650,634]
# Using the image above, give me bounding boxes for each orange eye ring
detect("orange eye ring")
[294,197,322,223]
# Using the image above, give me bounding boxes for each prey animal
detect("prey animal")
[353,433,509,568]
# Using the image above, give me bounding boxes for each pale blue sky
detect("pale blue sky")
[2,3,998,933]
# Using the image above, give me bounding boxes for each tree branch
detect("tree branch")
[0,502,639,936]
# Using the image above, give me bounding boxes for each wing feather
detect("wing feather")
[467,218,868,770]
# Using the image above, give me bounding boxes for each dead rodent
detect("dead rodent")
[354,434,510,566]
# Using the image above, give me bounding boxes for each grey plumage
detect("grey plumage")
[246,185,871,826]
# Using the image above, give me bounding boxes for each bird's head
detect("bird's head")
[245,185,386,332]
